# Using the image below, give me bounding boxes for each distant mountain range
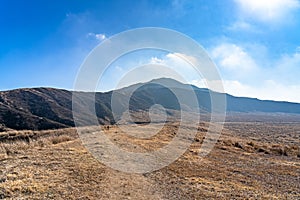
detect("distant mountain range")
[0,78,300,131]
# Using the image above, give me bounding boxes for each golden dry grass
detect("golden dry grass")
[0,122,299,199]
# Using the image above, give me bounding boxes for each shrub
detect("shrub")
[50,135,72,145]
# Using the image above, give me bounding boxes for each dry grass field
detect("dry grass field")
[0,120,299,199]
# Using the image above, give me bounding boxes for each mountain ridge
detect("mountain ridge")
[0,78,300,131]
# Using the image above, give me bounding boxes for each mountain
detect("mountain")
[0,78,300,131]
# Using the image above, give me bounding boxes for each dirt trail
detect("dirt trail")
[100,168,164,200]
[0,123,299,199]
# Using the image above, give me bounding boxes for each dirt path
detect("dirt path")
[0,123,299,199]
[100,168,164,200]
[0,138,170,199]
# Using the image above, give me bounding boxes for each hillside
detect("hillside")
[0,78,300,131]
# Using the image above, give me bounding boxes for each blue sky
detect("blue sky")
[1,0,300,102]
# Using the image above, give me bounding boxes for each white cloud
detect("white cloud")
[227,21,258,32]
[209,42,300,102]
[190,79,206,88]
[166,53,199,67]
[222,79,300,103]
[95,33,106,41]
[187,78,300,103]
[235,0,300,24]
[150,57,164,64]
[87,32,106,41]
[150,53,198,67]
[210,43,258,74]
[271,51,300,84]
[149,53,201,80]
[97,52,198,91]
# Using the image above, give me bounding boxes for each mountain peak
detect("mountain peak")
[0,79,300,131]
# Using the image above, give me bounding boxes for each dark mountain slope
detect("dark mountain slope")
[226,94,300,113]
[0,78,299,130]
[0,88,74,130]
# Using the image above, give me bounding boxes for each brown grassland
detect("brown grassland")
[0,121,299,199]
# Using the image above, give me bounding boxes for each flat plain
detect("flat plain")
[0,116,299,199]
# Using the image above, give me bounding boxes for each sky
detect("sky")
[1,0,300,103]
